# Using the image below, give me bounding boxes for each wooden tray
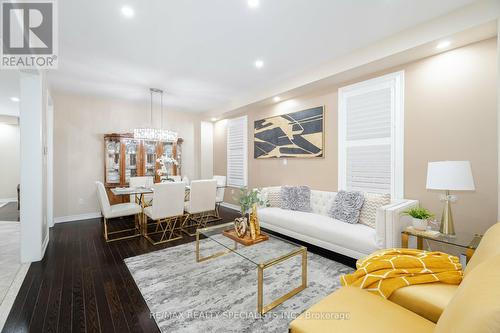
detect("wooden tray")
[222,229,269,246]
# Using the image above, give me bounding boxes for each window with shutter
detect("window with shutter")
[338,71,404,199]
[227,115,248,187]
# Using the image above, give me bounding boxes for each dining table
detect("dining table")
[110,184,226,235]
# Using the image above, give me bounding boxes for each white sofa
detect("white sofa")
[258,187,418,259]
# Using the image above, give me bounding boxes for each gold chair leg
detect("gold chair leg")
[103,214,141,243]
[103,217,108,241]
[144,216,183,245]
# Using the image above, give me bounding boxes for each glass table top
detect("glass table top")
[198,222,305,266]
[402,227,482,249]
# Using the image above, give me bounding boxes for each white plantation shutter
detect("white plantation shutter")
[227,116,248,187]
[339,71,404,199]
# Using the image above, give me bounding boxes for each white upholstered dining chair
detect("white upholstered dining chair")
[143,182,185,245]
[167,175,182,182]
[182,179,217,236]
[95,181,142,242]
[129,176,154,205]
[213,175,226,219]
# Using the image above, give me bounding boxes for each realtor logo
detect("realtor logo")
[1,0,58,69]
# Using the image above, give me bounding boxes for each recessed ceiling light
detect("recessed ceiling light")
[273,96,281,102]
[248,0,260,8]
[211,117,217,122]
[121,5,134,18]
[10,97,19,102]
[254,59,264,69]
[436,40,451,50]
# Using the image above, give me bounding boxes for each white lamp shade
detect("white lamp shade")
[426,161,475,191]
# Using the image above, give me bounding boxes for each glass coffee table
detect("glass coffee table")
[195,222,307,315]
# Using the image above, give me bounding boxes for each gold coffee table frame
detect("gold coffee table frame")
[195,224,307,315]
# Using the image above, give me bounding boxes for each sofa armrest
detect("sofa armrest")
[375,199,419,249]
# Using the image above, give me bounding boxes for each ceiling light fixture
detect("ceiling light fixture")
[134,88,178,142]
[10,97,19,102]
[248,0,260,8]
[254,59,264,69]
[121,5,135,18]
[436,40,451,50]
[211,117,218,122]
[273,96,281,102]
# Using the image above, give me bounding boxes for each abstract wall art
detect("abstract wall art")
[254,106,324,159]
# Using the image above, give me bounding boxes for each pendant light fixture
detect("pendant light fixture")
[134,88,178,142]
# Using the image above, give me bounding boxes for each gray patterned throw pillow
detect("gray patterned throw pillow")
[280,186,312,212]
[329,190,364,224]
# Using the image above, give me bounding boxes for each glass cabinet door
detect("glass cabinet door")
[144,141,156,177]
[105,138,121,184]
[124,139,139,183]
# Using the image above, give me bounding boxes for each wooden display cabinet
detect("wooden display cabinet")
[104,133,183,204]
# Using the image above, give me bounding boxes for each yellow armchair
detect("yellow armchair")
[389,222,500,322]
[290,223,500,333]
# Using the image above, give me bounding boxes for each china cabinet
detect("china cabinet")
[104,133,183,204]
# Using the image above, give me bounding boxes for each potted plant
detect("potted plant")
[402,207,434,231]
[234,187,268,217]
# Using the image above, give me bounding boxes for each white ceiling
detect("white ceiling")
[0,71,20,117]
[48,0,479,113]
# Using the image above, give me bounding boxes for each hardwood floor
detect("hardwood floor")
[2,207,354,333]
[2,208,239,333]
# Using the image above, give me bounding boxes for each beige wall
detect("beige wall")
[0,121,20,200]
[214,38,498,235]
[53,92,201,218]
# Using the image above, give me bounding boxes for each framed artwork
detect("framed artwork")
[254,106,324,159]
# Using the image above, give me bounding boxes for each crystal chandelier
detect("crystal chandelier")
[134,88,178,142]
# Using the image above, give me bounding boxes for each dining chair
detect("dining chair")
[129,176,154,206]
[143,182,185,245]
[212,175,226,219]
[182,179,217,236]
[167,175,182,182]
[95,181,141,242]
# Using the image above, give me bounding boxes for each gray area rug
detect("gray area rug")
[125,236,353,333]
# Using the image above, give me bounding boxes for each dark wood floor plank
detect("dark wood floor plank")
[42,228,69,333]
[71,235,86,333]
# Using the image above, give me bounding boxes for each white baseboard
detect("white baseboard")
[220,202,240,212]
[54,212,102,224]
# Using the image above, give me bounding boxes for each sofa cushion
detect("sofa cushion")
[281,186,311,212]
[463,222,500,276]
[359,193,391,229]
[389,283,458,323]
[310,190,336,216]
[435,255,500,333]
[259,207,379,255]
[329,190,364,224]
[290,287,435,333]
[262,186,281,207]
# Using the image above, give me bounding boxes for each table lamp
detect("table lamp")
[426,161,475,235]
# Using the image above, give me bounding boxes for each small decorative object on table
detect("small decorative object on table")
[234,216,247,237]
[156,156,179,182]
[402,206,434,231]
[225,188,269,245]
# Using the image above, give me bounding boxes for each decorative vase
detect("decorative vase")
[252,204,261,237]
[412,218,428,231]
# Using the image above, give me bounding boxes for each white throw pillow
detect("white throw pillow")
[266,187,282,207]
[359,193,391,228]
